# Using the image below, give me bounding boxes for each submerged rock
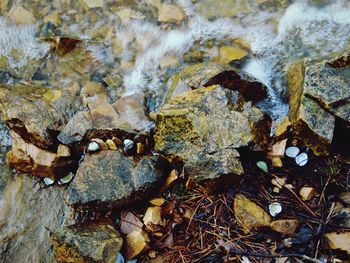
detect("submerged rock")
[51,223,123,263]
[66,151,169,211]
[167,63,267,105]
[0,85,82,149]
[286,56,350,155]
[155,85,270,183]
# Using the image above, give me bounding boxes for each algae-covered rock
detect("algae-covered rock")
[155,85,269,183]
[286,57,350,155]
[66,151,169,211]
[0,85,82,149]
[51,223,123,263]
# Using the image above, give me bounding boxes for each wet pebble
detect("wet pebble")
[269,202,282,217]
[58,172,74,185]
[87,141,100,152]
[123,139,134,152]
[285,146,300,158]
[43,177,55,186]
[295,152,308,166]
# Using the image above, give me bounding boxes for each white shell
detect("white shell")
[123,139,134,152]
[295,152,308,166]
[43,177,55,186]
[269,202,282,217]
[87,141,100,152]
[58,172,74,185]
[285,146,300,158]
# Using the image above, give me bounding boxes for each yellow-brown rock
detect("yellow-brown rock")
[234,194,271,232]
[217,46,248,64]
[270,219,300,236]
[158,4,185,24]
[325,232,350,255]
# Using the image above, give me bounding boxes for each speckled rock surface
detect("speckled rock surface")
[51,223,123,263]
[66,151,169,211]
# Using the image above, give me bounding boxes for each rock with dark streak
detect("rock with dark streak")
[0,85,82,149]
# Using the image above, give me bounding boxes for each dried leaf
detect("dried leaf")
[149,197,166,207]
[125,230,150,260]
[120,211,143,235]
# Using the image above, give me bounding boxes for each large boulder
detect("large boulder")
[154,85,270,183]
[51,223,123,263]
[286,56,350,156]
[66,151,169,211]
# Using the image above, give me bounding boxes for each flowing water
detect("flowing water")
[1,0,350,262]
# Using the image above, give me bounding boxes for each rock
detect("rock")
[7,133,75,179]
[273,117,291,137]
[57,144,71,157]
[106,139,117,150]
[158,4,185,24]
[143,206,163,230]
[112,94,153,134]
[91,138,109,151]
[272,157,283,168]
[58,111,93,145]
[155,85,270,183]
[270,139,287,157]
[66,151,169,211]
[299,186,316,201]
[125,230,150,260]
[339,192,350,205]
[195,0,249,18]
[8,5,35,24]
[0,85,82,149]
[160,55,179,69]
[234,194,271,232]
[80,0,104,9]
[286,57,350,155]
[325,232,350,255]
[270,219,300,236]
[217,46,248,64]
[0,173,69,262]
[167,63,267,104]
[51,223,122,263]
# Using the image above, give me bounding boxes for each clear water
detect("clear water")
[1,0,350,118]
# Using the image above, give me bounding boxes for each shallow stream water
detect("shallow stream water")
[1,0,350,262]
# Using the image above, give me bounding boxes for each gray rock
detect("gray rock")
[58,111,93,144]
[155,85,270,183]
[66,151,169,211]
[51,223,123,263]
[0,85,82,148]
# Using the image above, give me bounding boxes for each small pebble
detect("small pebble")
[43,177,55,186]
[269,202,282,217]
[285,146,300,158]
[58,172,74,185]
[87,141,100,152]
[123,139,134,152]
[295,152,308,166]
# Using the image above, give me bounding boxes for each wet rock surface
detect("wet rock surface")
[66,151,169,211]
[287,57,350,155]
[51,223,123,263]
[155,85,269,183]
[0,85,82,149]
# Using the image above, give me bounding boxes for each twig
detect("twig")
[230,249,324,263]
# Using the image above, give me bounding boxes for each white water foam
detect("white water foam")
[0,17,49,70]
[115,0,350,118]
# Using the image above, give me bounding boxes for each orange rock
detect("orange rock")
[270,219,300,236]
